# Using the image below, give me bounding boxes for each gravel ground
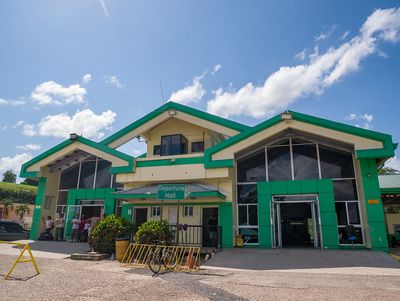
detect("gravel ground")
[1,255,400,301]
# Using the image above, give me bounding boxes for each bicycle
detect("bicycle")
[148,240,178,274]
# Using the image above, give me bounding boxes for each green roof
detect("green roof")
[379,174,400,194]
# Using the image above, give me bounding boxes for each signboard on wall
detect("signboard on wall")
[157,184,188,200]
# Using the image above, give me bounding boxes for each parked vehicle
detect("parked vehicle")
[0,221,30,241]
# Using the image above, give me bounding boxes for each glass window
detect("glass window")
[333,180,358,201]
[237,150,266,183]
[238,205,247,225]
[57,191,68,205]
[238,184,257,204]
[152,206,161,217]
[191,141,204,153]
[160,135,188,156]
[335,202,347,225]
[267,146,292,181]
[95,160,112,188]
[293,144,319,180]
[238,228,259,244]
[347,202,361,224]
[59,164,79,189]
[248,205,258,226]
[270,139,290,146]
[153,145,161,155]
[319,145,354,179]
[338,226,363,244]
[183,206,193,217]
[79,160,96,189]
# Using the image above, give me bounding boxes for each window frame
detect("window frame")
[160,134,188,156]
[183,206,194,217]
[151,206,161,217]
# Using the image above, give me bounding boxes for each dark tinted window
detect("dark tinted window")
[153,145,161,155]
[335,202,347,225]
[59,164,79,189]
[95,160,112,188]
[333,180,358,201]
[191,141,204,153]
[160,135,188,156]
[319,145,354,179]
[347,202,361,224]
[238,206,247,225]
[293,144,319,180]
[79,161,96,188]
[57,191,68,205]
[237,151,266,182]
[238,184,257,204]
[248,205,258,226]
[267,146,292,181]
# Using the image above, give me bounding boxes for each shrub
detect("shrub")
[0,182,37,204]
[88,215,134,254]
[134,220,174,244]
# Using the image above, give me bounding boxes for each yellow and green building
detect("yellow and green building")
[20,102,396,251]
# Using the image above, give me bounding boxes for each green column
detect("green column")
[122,203,133,221]
[29,177,47,240]
[104,198,115,216]
[359,158,388,251]
[219,203,233,248]
[257,185,272,247]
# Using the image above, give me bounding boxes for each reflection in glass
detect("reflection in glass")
[293,144,318,180]
[59,165,79,189]
[238,228,259,243]
[335,202,347,225]
[237,151,266,182]
[238,184,257,204]
[238,205,247,225]
[333,180,358,201]
[79,161,96,189]
[95,160,112,188]
[248,205,258,226]
[267,146,292,181]
[319,145,354,179]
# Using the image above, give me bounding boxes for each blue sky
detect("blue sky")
[0,0,399,178]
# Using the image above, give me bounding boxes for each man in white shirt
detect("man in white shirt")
[45,216,54,234]
[54,213,65,241]
[71,215,80,243]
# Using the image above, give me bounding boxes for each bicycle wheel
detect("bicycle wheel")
[163,249,178,269]
[148,251,161,274]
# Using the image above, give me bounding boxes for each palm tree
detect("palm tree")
[15,204,31,220]
[0,199,14,219]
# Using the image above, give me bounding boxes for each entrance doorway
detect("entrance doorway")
[134,208,148,227]
[202,207,219,247]
[272,195,321,248]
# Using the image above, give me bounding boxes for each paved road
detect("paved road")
[1,254,400,301]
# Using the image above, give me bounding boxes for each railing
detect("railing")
[168,224,222,250]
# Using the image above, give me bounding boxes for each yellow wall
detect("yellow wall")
[386,214,400,235]
[145,118,213,158]
[38,168,60,234]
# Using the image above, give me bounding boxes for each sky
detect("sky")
[0,0,400,180]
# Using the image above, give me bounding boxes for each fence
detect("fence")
[168,224,222,249]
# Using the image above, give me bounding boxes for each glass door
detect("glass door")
[64,205,82,241]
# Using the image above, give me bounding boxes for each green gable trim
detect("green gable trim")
[204,111,394,169]
[136,156,204,168]
[20,136,134,178]
[381,188,400,194]
[100,101,250,147]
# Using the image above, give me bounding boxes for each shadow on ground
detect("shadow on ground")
[10,240,90,255]
[203,249,400,270]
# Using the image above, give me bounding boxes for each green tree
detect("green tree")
[14,204,31,220]
[0,199,14,218]
[20,178,38,186]
[378,167,400,175]
[2,170,17,183]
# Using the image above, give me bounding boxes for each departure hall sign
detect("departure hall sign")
[157,184,188,200]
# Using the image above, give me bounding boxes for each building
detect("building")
[20,102,396,251]
[379,174,400,245]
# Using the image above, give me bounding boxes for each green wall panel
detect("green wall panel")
[29,177,47,240]
[359,158,388,251]
[257,179,339,249]
[219,203,233,248]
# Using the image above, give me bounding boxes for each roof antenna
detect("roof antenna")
[159,80,165,104]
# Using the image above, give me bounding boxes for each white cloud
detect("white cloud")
[35,109,116,140]
[82,74,92,83]
[22,124,36,136]
[0,153,33,176]
[345,113,374,129]
[211,64,222,75]
[31,81,87,105]
[341,31,350,40]
[294,49,307,61]
[0,98,26,106]
[168,72,206,104]
[315,25,337,42]
[207,8,400,119]
[385,156,400,171]
[104,75,124,88]
[16,144,41,151]
[99,0,110,18]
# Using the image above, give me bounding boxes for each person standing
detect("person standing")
[54,213,65,241]
[71,214,80,243]
[45,216,54,235]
